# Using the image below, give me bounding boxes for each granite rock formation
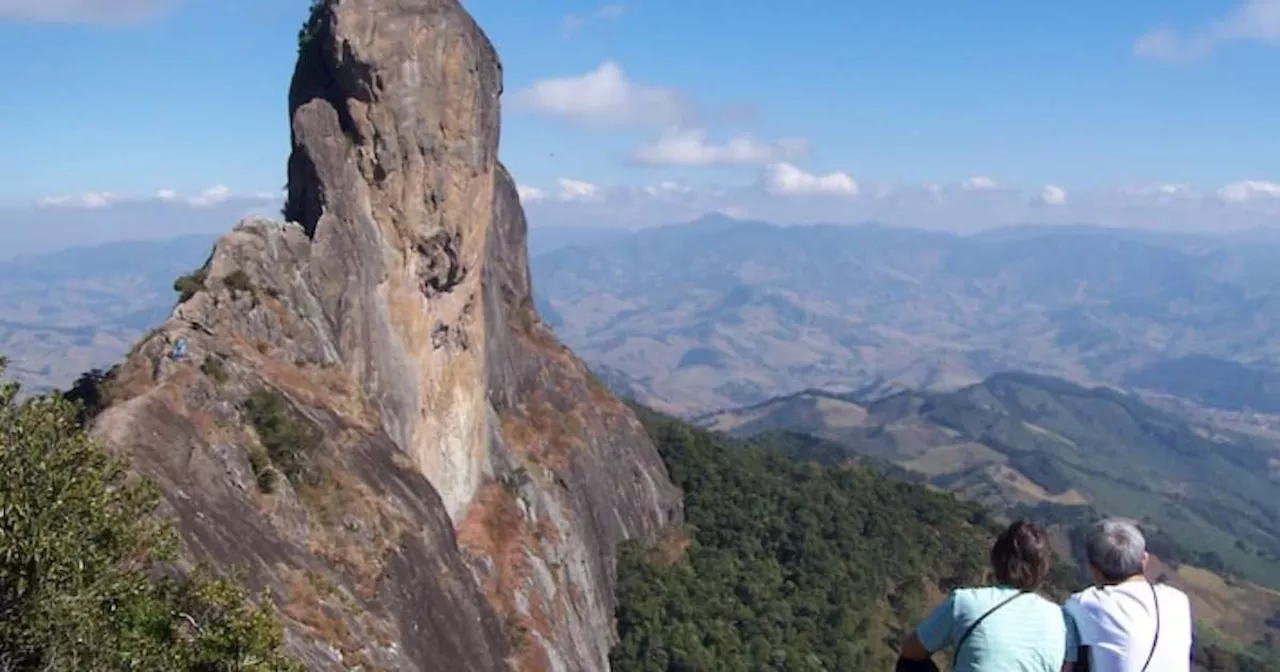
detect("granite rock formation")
[91,0,681,669]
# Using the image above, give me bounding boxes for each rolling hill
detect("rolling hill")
[621,405,1280,670]
[697,372,1280,652]
[0,235,219,393]
[531,215,1280,414]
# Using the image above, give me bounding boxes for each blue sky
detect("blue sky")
[0,0,1278,248]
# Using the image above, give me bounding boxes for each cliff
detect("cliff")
[90,0,681,669]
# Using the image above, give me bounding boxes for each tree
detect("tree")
[0,356,302,671]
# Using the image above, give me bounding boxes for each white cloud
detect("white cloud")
[34,185,277,210]
[562,2,623,33]
[1037,185,1068,206]
[643,181,694,197]
[1135,0,1280,61]
[632,128,808,167]
[556,178,601,202]
[762,163,859,197]
[961,176,998,190]
[1217,180,1280,202]
[37,191,120,208]
[187,184,232,207]
[506,61,690,127]
[517,185,546,202]
[0,0,174,23]
[1119,182,1200,201]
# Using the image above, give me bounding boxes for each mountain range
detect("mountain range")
[0,235,219,393]
[532,215,1280,415]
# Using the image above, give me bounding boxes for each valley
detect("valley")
[697,372,1280,656]
[533,216,1280,415]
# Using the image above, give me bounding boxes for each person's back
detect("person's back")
[917,585,1067,672]
[898,521,1067,671]
[1063,519,1194,672]
[1065,581,1192,672]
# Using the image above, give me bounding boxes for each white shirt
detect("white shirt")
[1064,581,1193,672]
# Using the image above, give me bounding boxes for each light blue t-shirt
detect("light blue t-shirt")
[916,586,1068,672]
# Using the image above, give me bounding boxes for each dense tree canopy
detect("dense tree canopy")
[0,356,302,671]
[612,405,1279,672]
[611,407,995,671]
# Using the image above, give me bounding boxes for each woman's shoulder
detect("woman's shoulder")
[950,586,1064,616]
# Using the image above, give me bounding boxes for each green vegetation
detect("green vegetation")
[241,388,323,491]
[62,365,119,427]
[611,407,993,670]
[0,356,301,671]
[614,405,1279,671]
[174,267,209,302]
[705,373,1280,590]
[1125,355,1280,414]
[223,269,256,296]
[201,354,229,385]
[297,0,324,52]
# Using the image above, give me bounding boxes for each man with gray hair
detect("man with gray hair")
[1062,518,1194,672]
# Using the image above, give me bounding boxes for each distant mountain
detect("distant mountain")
[530,215,1280,414]
[698,372,1280,650]
[526,225,632,257]
[0,235,216,392]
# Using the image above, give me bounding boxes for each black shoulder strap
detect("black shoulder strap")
[955,591,1029,655]
[1140,582,1161,672]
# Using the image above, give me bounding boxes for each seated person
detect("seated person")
[1062,518,1193,672]
[899,520,1067,672]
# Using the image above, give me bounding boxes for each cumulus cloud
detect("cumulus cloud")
[1036,185,1068,206]
[517,185,546,202]
[555,178,602,202]
[632,128,808,167]
[562,3,623,34]
[0,0,175,23]
[188,184,232,207]
[506,61,691,127]
[1217,180,1280,202]
[762,163,859,197]
[1135,0,1280,61]
[643,181,694,197]
[961,176,998,190]
[34,185,275,210]
[37,191,120,208]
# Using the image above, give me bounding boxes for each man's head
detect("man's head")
[990,520,1053,591]
[1084,518,1150,585]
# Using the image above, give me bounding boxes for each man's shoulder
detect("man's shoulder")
[1065,586,1101,609]
[1153,582,1189,600]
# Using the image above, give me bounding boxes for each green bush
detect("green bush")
[201,355,229,385]
[297,0,324,52]
[241,388,322,490]
[174,267,208,302]
[223,270,256,296]
[0,356,302,670]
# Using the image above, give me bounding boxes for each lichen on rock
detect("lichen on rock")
[90,0,681,669]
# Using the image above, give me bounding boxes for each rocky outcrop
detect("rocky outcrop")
[91,0,681,669]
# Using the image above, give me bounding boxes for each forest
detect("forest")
[612,405,1279,671]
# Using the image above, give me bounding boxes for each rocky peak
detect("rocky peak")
[92,0,680,669]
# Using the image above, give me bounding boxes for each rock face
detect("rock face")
[91,0,681,669]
